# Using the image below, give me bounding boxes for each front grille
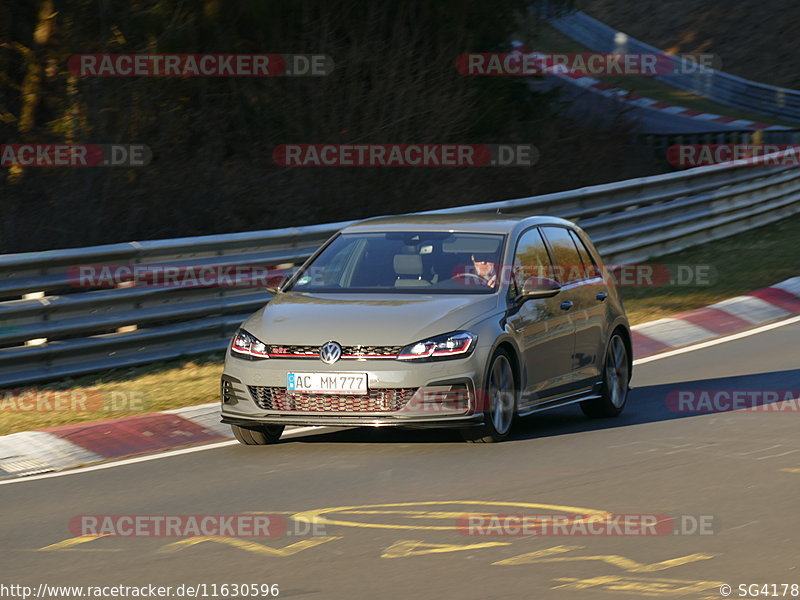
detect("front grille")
[266,344,403,359]
[248,386,416,412]
[341,345,404,358]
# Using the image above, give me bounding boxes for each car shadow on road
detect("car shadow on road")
[278,367,800,445]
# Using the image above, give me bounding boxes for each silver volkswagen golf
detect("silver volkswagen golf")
[221,214,631,444]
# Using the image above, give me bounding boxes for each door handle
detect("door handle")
[596,292,608,302]
[560,301,573,311]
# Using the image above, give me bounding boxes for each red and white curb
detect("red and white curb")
[0,407,227,478]
[511,42,788,131]
[1,276,799,479]
[632,276,800,356]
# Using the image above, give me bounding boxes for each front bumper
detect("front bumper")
[221,413,485,429]
[220,346,491,429]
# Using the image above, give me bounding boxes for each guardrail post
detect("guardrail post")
[22,291,48,347]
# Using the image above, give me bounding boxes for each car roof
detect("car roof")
[341,213,576,234]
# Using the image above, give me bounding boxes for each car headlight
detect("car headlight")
[397,331,477,361]
[230,329,269,360]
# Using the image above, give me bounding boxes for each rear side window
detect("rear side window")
[569,230,600,279]
[540,226,585,284]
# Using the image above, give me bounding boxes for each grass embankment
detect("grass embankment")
[619,213,800,323]
[1,213,798,435]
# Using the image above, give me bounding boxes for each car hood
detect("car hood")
[243,292,500,346]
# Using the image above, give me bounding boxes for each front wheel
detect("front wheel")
[461,350,517,443]
[231,424,285,445]
[580,333,630,418]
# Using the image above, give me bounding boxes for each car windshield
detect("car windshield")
[285,231,506,294]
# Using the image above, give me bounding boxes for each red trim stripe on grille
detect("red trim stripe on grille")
[267,353,398,359]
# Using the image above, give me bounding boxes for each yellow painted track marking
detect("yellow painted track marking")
[157,536,341,556]
[552,575,726,597]
[339,510,494,519]
[37,535,119,552]
[381,539,511,558]
[496,549,715,572]
[292,500,611,531]
[492,545,585,565]
[242,511,297,514]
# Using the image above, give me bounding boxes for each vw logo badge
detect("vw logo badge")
[319,341,342,364]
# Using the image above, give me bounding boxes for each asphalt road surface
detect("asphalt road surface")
[2,319,799,600]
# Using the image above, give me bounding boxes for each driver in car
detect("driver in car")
[471,253,498,288]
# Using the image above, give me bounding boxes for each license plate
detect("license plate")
[287,372,368,394]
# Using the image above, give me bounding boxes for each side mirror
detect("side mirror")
[517,276,561,301]
[266,265,302,295]
[265,274,287,296]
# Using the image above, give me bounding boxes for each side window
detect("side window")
[541,226,585,284]
[569,230,600,279]
[512,228,553,295]
[299,237,365,288]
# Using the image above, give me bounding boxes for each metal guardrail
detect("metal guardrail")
[641,130,800,148]
[546,11,800,124]
[639,129,800,161]
[2,154,800,388]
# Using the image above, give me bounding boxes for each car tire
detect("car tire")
[580,332,630,418]
[461,349,517,443]
[231,424,285,445]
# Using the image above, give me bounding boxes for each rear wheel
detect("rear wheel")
[580,333,630,418]
[461,350,517,443]
[231,424,285,445]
